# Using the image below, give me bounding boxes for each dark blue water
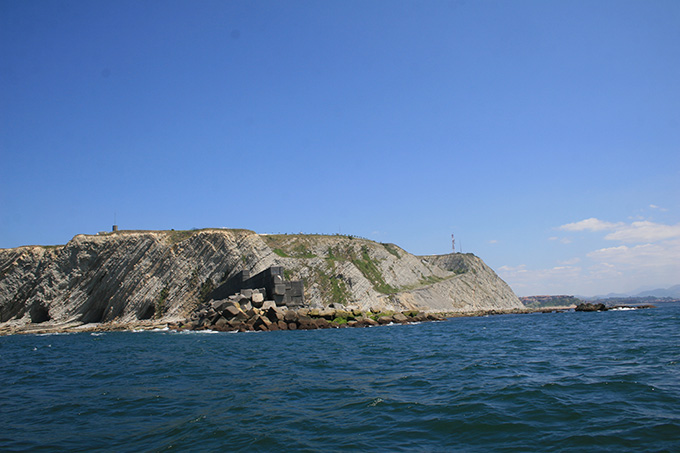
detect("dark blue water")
[2,304,679,452]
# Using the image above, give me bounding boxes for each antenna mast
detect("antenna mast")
[451,234,455,254]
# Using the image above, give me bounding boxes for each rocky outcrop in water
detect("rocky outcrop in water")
[0,229,523,333]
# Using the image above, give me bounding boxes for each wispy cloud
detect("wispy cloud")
[503,215,680,296]
[497,264,583,295]
[559,218,623,232]
[649,204,669,212]
[587,239,680,268]
[558,218,680,244]
[604,221,680,243]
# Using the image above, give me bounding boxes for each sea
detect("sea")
[1,303,679,452]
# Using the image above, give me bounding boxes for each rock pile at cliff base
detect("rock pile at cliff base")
[175,294,446,332]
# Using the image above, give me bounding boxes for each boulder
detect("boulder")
[222,303,242,319]
[284,310,298,323]
[277,320,288,330]
[393,313,409,323]
[297,316,316,329]
[356,317,378,327]
[266,307,285,323]
[241,289,253,299]
[287,322,297,330]
[334,309,351,319]
[214,317,228,329]
[246,307,261,319]
[297,308,310,317]
[212,299,231,312]
[208,311,222,324]
[227,320,243,330]
[252,292,265,305]
[314,318,331,329]
[262,300,277,311]
[319,308,336,320]
[377,316,394,325]
[253,315,272,330]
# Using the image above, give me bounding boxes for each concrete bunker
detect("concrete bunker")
[211,266,304,308]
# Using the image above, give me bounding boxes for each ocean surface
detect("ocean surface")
[2,304,679,452]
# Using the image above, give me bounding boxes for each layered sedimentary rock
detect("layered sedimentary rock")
[0,229,523,331]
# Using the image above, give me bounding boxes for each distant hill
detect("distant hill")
[590,284,680,300]
[635,285,680,298]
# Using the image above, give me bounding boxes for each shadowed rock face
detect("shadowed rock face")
[0,229,523,329]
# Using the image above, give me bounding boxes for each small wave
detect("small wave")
[368,398,384,407]
[175,329,222,334]
[90,332,105,336]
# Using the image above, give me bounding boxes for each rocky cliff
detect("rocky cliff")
[0,229,522,330]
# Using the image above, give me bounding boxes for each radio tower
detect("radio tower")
[451,234,455,253]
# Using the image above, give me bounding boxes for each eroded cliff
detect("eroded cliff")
[0,229,522,331]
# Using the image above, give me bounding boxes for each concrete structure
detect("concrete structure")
[211,266,304,308]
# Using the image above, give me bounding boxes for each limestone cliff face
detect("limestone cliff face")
[0,229,522,328]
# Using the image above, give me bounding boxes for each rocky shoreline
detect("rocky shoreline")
[0,302,655,336]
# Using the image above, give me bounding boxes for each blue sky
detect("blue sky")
[1,0,679,296]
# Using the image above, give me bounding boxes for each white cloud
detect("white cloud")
[502,216,680,296]
[488,239,498,244]
[649,204,669,212]
[559,217,680,244]
[604,221,680,243]
[498,264,527,273]
[587,239,680,268]
[559,218,623,232]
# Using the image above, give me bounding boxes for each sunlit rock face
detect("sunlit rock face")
[0,229,522,328]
